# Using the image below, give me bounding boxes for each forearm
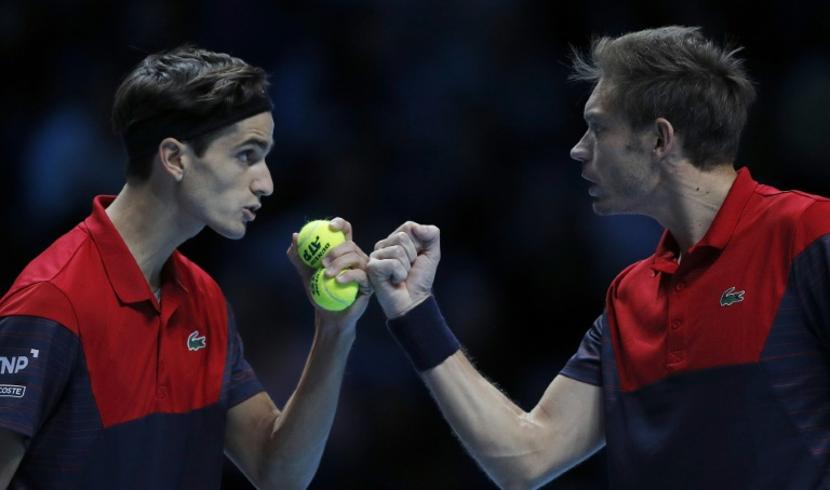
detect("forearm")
[371,225,603,487]
[259,323,354,489]
[387,298,599,489]
[388,299,550,488]
[423,352,552,489]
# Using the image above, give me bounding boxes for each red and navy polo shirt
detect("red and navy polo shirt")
[0,196,263,489]
[561,167,830,489]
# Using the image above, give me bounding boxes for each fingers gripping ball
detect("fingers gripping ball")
[298,220,346,268]
[310,269,358,312]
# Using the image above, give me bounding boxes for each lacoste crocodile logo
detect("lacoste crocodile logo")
[187,330,207,351]
[720,286,746,307]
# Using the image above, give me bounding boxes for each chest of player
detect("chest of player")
[608,231,792,392]
[72,285,229,428]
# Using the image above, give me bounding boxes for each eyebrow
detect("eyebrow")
[236,137,273,154]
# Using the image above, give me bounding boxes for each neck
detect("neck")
[649,163,738,253]
[105,181,202,290]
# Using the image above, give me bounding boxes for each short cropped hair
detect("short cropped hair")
[112,45,270,181]
[570,26,756,169]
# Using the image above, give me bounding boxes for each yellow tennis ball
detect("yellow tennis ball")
[298,220,346,268]
[310,268,358,312]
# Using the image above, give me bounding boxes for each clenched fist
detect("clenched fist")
[367,221,441,319]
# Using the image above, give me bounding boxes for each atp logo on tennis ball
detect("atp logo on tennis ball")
[310,269,358,312]
[298,220,346,268]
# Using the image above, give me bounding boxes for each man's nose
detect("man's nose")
[253,161,274,197]
[570,132,591,163]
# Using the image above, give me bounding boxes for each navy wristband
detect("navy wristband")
[387,296,461,372]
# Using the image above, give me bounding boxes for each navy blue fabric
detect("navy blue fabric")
[0,307,264,489]
[224,302,264,408]
[793,235,830,349]
[75,406,227,490]
[557,236,830,489]
[0,318,102,489]
[0,316,81,438]
[14,405,226,490]
[559,314,603,387]
[761,281,830,483]
[604,364,820,489]
[387,296,461,372]
[767,234,830,480]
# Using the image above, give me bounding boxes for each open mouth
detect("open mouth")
[242,207,257,221]
[580,171,598,184]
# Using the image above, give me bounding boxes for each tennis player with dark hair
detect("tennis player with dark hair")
[0,46,371,489]
[368,26,830,489]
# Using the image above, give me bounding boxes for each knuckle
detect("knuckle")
[366,262,381,276]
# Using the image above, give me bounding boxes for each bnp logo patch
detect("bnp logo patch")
[187,330,207,352]
[720,286,746,307]
[0,348,39,375]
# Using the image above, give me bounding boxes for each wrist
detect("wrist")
[387,292,432,320]
[387,296,460,372]
[314,318,357,346]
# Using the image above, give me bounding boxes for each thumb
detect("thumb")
[286,232,301,267]
[286,233,313,283]
[366,258,412,319]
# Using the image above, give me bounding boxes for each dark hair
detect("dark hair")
[570,26,756,169]
[112,45,270,181]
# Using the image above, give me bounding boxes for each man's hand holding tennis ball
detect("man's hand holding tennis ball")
[287,218,373,331]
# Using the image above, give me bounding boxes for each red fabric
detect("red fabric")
[607,168,830,392]
[794,196,830,255]
[0,283,80,334]
[0,196,229,427]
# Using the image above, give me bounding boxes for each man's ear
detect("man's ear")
[653,117,676,160]
[158,137,188,182]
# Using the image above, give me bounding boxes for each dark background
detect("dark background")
[3,0,830,488]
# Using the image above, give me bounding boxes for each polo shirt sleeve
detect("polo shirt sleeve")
[792,201,830,346]
[558,313,604,386]
[0,284,80,438]
[225,303,264,408]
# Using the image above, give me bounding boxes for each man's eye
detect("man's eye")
[238,150,257,163]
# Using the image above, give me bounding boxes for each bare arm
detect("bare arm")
[423,352,604,489]
[225,218,371,489]
[368,222,604,489]
[224,326,355,490]
[0,429,26,488]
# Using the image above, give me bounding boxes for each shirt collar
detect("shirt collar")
[651,167,758,272]
[83,195,188,307]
